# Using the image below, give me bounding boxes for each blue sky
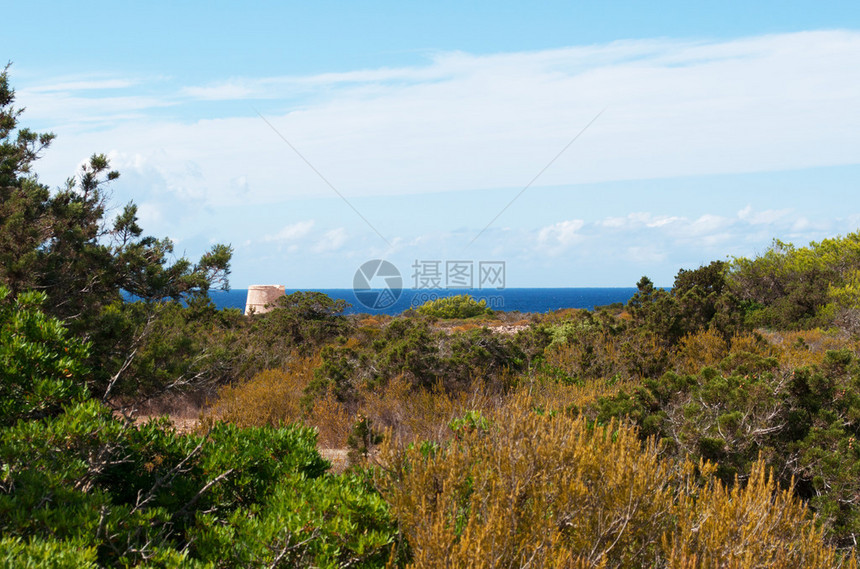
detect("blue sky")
[4,1,860,287]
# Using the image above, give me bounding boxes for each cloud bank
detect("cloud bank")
[21,30,860,208]
[13,30,860,286]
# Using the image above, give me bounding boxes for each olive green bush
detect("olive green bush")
[416,294,493,319]
[729,233,860,330]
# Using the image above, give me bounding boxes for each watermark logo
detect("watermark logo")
[412,260,506,290]
[354,259,506,311]
[353,259,403,309]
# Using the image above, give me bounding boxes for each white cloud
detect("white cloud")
[537,219,585,254]
[27,78,139,92]
[589,207,820,254]
[134,202,163,227]
[601,216,627,228]
[19,30,860,211]
[12,31,860,288]
[181,83,256,101]
[265,220,315,242]
[792,217,810,231]
[626,246,667,264]
[738,204,793,224]
[313,228,348,253]
[603,212,686,229]
[230,175,250,195]
[688,214,730,235]
[645,215,682,228]
[17,90,173,127]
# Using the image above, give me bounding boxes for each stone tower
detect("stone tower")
[244,285,286,315]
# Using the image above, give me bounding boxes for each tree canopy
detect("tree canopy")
[0,64,233,400]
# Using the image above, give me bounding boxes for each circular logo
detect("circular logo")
[353,259,403,310]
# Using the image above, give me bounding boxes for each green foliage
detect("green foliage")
[416,294,493,319]
[371,319,443,388]
[541,308,671,383]
[307,319,524,406]
[86,297,245,400]
[347,415,384,464]
[511,323,553,369]
[545,312,600,347]
[829,269,860,331]
[0,537,98,568]
[730,233,860,330]
[0,282,400,566]
[628,275,680,340]
[249,291,350,359]
[446,327,524,383]
[8,64,860,565]
[0,287,90,426]
[592,345,860,546]
[0,400,129,549]
[533,265,744,387]
[0,396,400,567]
[449,410,490,437]
[0,65,55,298]
[0,67,233,401]
[673,260,743,337]
[193,470,403,568]
[626,264,743,347]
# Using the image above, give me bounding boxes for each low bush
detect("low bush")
[0,289,403,567]
[0,287,91,426]
[672,328,730,375]
[377,395,854,568]
[593,347,860,546]
[208,354,320,428]
[416,294,493,319]
[0,537,99,569]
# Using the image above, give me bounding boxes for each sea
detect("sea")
[210,288,638,315]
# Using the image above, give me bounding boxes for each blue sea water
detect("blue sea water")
[209,288,638,315]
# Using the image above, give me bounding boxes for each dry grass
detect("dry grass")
[763,328,860,369]
[122,388,213,434]
[354,314,391,327]
[205,353,319,428]
[310,389,353,449]
[673,329,730,375]
[359,375,503,445]
[318,448,350,474]
[519,375,633,416]
[376,393,856,569]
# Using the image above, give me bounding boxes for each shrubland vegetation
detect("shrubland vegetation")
[4,65,860,566]
[414,293,494,319]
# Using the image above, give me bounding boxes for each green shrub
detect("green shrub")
[0,537,99,569]
[253,291,350,353]
[347,414,384,464]
[1,401,401,567]
[0,291,400,567]
[416,294,492,319]
[0,287,90,426]
[193,469,403,568]
[729,233,860,330]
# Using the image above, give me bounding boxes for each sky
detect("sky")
[4,1,860,288]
